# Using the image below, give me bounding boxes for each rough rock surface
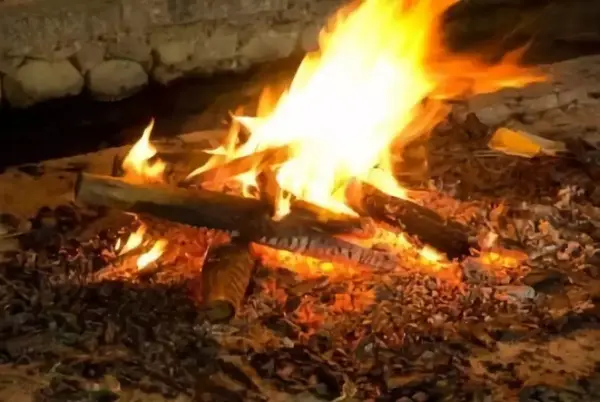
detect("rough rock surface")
[239,27,299,63]
[0,0,598,107]
[72,41,106,73]
[87,59,148,101]
[107,36,153,70]
[2,60,83,108]
[0,0,343,106]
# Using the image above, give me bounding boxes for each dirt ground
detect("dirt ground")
[3,55,600,401]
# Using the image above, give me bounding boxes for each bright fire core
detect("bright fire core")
[121,0,542,274]
[186,0,543,217]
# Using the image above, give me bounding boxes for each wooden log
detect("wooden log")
[359,185,472,259]
[74,172,370,240]
[74,173,399,270]
[200,242,256,323]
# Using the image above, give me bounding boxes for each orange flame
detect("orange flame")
[187,0,543,219]
[118,225,147,255]
[115,225,169,271]
[479,248,527,269]
[122,119,166,182]
[137,239,168,270]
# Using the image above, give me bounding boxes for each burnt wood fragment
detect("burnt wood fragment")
[360,186,472,259]
[201,242,256,323]
[256,234,398,270]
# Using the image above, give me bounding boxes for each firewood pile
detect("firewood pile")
[1,112,600,402]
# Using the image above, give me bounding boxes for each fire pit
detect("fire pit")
[2,0,600,401]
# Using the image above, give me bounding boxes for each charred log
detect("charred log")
[255,234,399,270]
[200,242,256,323]
[74,173,370,240]
[74,173,398,270]
[360,186,472,259]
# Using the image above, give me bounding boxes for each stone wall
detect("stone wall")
[1,0,599,108]
[0,0,343,107]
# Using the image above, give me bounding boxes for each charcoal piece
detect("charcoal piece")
[523,269,569,293]
[201,243,256,323]
[111,154,125,177]
[462,112,490,139]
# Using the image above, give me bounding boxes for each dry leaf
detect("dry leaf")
[488,127,566,158]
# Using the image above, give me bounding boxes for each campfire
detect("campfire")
[8,0,600,400]
[76,0,540,305]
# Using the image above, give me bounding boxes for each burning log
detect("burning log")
[256,233,398,269]
[75,173,400,269]
[75,173,371,238]
[200,242,256,323]
[75,172,473,262]
[360,186,472,259]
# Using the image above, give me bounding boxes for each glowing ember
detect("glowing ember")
[122,119,166,182]
[250,243,359,279]
[419,245,445,263]
[112,225,170,272]
[137,239,168,270]
[480,248,528,269]
[187,0,543,219]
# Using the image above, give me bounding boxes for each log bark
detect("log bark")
[200,242,256,323]
[360,186,472,259]
[255,234,399,270]
[75,172,370,240]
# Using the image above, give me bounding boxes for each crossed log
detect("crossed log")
[75,143,474,321]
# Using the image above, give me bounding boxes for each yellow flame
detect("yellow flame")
[480,249,527,269]
[186,0,543,219]
[419,245,444,263]
[118,225,147,255]
[122,119,166,182]
[272,191,292,221]
[137,239,168,270]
